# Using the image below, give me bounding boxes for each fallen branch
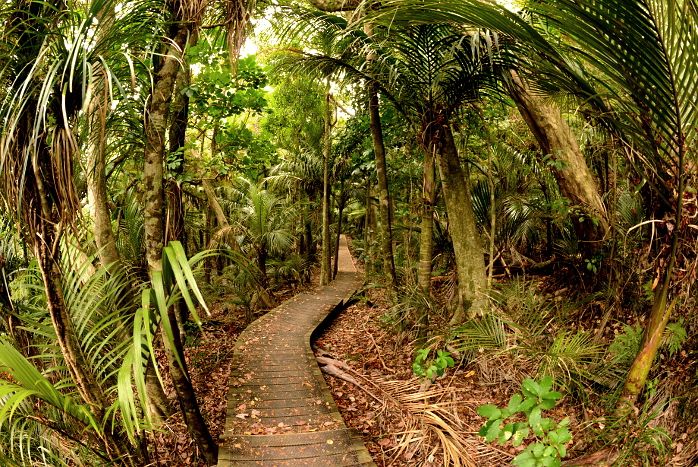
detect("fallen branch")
[316,355,352,371]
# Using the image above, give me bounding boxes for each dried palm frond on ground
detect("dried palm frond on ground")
[315,299,517,467]
[370,377,475,467]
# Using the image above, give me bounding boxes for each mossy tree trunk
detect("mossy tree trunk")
[435,120,487,323]
[507,71,608,246]
[143,10,217,464]
[320,83,333,286]
[418,148,437,293]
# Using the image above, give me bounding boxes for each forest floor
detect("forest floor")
[154,267,696,467]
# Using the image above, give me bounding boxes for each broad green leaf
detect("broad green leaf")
[512,450,537,467]
[479,419,495,437]
[529,407,544,437]
[522,378,540,397]
[541,417,555,431]
[499,422,515,443]
[508,393,523,412]
[477,404,502,420]
[533,442,545,457]
[542,390,563,401]
[512,426,530,447]
[485,420,501,443]
[539,376,554,394]
[519,396,537,413]
[538,399,557,410]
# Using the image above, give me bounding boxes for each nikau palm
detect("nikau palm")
[377,0,698,406]
[280,12,501,320]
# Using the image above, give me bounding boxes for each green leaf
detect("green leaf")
[485,420,501,443]
[522,378,540,397]
[529,407,544,437]
[512,426,530,447]
[508,393,523,412]
[554,426,572,444]
[539,376,554,394]
[532,442,545,457]
[542,390,563,401]
[512,450,537,467]
[538,399,557,410]
[499,422,515,443]
[519,396,538,413]
[478,419,495,437]
[541,457,561,467]
[541,417,555,432]
[478,404,502,420]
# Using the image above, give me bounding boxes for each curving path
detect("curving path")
[217,236,375,467]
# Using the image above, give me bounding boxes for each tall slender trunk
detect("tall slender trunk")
[320,84,333,286]
[618,153,686,410]
[367,82,397,288]
[418,148,436,292]
[30,136,137,465]
[87,80,122,275]
[507,70,608,246]
[333,189,347,279]
[143,15,217,465]
[435,121,487,323]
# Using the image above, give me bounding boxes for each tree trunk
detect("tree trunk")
[618,163,685,410]
[507,71,608,246]
[320,84,333,286]
[367,82,397,289]
[86,80,122,276]
[162,304,218,464]
[143,16,217,465]
[202,179,229,228]
[418,149,436,292]
[333,189,347,279]
[435,121,487,323]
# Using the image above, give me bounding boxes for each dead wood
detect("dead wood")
[320,363,360,385]
[316,355,352,371]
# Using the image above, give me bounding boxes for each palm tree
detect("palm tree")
[233,177,295,288]
[378,0,698,406]
[279,12,503,321]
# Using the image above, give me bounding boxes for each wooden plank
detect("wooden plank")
[217,236,375,467]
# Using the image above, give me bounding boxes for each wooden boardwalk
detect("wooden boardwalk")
[217,236,375,467]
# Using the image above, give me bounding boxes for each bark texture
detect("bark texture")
[143,15,217,465]
[418,150,436,292]
[367,82,397,288]
[436,122,487,323]
[507,71,608,245]
[86,74,122,275]
[320,87,333,286]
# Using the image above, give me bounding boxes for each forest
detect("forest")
[0,0,695,465]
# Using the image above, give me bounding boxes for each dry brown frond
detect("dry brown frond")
[370,376,476,467]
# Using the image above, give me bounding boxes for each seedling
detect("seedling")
[477,376,571,467]
[412,348,454,380]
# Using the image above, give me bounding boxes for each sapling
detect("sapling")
[477,376,572,467]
